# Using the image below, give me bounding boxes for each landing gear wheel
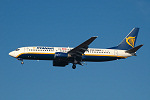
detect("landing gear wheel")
[72,64,76,69]
[21,61,24,64]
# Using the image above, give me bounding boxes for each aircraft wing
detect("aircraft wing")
[68,36,98,57]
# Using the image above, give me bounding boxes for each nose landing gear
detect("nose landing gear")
[72,64,76,69]
[17,58,24,64]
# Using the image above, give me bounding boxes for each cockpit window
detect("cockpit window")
[15,49,20,51]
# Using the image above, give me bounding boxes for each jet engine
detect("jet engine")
[54,52,71,59]
[53,52,71,67]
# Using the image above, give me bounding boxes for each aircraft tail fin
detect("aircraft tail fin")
[108,28,139,50]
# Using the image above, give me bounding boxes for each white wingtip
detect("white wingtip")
[93,36,98,38]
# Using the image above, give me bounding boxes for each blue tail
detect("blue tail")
[108,28,139,50]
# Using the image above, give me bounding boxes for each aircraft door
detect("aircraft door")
[24,47,28,52]
[114,50,118,56]
[23,47,25,52]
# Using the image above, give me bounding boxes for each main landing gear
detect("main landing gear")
[21,61,24,64]
[72,64,76,69]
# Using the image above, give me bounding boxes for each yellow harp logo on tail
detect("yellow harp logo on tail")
[126,36,136,48]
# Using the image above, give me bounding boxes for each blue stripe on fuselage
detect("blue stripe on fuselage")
[18,54,55,60]
[18,53,124,62]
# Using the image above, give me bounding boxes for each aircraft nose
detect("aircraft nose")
[9,51,16,58]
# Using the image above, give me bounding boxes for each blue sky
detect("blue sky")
[0,0,150,100]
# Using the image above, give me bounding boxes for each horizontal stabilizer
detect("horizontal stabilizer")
[125,44,143,53]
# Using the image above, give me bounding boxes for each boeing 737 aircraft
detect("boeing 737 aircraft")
[9,28,143,69]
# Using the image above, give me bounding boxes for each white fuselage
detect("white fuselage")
[9,46,133,62]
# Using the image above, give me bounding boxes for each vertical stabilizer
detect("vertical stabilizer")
[109,28,139,50]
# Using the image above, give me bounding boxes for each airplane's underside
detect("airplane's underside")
[17,53,124,62]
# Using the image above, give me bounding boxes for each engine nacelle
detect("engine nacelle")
[53,60,68,67]
[54,52,70,59]
[53,52,71,67]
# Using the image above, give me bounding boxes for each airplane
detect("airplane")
[9,28,143,69]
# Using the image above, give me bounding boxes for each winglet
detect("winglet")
[83,36,98,45]
[93,36,98,38]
